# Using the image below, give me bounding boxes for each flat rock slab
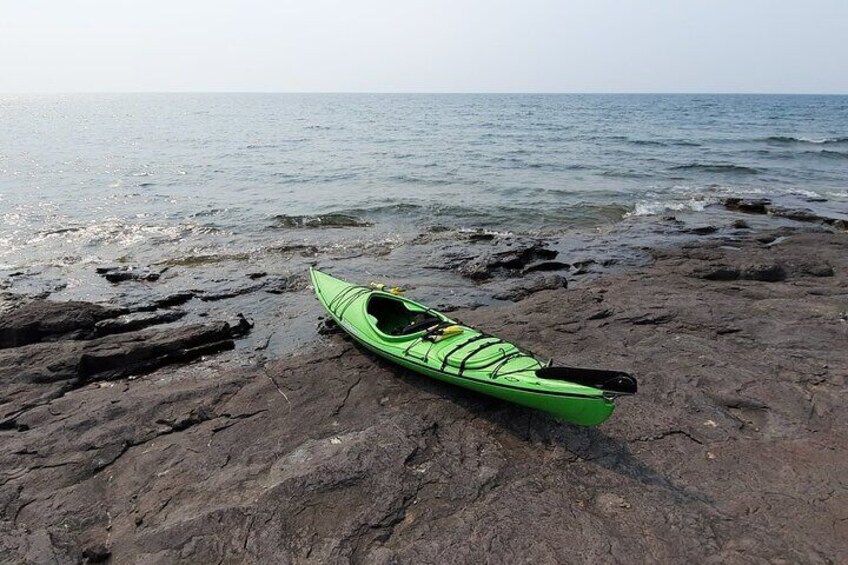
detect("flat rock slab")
[0,229,846,564]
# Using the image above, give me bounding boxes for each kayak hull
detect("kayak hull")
[310,269,618,426]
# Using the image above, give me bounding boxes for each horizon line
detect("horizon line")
[2,90,847,96]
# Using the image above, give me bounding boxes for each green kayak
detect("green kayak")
[310,269,636,426]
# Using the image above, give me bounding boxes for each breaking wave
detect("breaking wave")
[270,213,373,229]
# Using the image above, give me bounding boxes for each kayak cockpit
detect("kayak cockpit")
[365,294,444,336]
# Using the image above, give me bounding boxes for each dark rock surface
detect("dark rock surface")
[492,273,568,301]
[723,197,848,230]
[723,197,772,214]
[0,301,127,348]
[1,230,847,563]
[195,273,307,302]
[94,310,187,336]
[684,225,719,235]
[416,231,560,281]
[0,320,238,427]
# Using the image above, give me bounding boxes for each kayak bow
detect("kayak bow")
[310,268,635,426]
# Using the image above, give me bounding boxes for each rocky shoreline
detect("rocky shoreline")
[1,215,847,563]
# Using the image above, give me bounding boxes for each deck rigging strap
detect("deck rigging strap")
[490,352,541,379]
[327,285,369,313]
[438,334,493,371]
[457,339,508,375]
[334,288,372,318]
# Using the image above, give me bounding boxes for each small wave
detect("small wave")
[670,163,760,175]
[600,169,653,179]
[38,226,84,236]
[271,171,359,184]
[670,140,702,147]
[386,174,454,186]
[338,203,424,216]
[190,208,228,218]
[764,136,848,145]
[807,149,848,160]
[629,139,667,147]
[270,213,373,229]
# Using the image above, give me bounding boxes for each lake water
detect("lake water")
[1,93,847,273]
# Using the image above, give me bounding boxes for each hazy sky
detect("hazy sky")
[2,0,846,93]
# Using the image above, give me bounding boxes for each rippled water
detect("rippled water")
[1,93,847,272]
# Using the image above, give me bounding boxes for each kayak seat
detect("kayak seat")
[366,295,441,336]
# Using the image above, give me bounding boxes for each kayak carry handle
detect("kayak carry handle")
[536,366,637,396]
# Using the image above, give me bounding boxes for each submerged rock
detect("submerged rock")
[724,197,847,231]
[97,266,162,283]
[723,197,771,214]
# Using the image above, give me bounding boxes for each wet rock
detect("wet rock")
[768,207,826,223]
[466,231,496,242]
[263,274,308,294]
[722,199,847,230]
[492,274,567,301]
[521,260,570,274]
[130,291,194,312]
[731,219,751,229]
[571,259,597,276]
[197,274,305,301]
[247,272,267,280]
[97,266,162,283]
[831,219,848,231]
[723,197,771,214]
[0,300,126,348]
[685,225,718,235]
[228,314,254,338]
[94,310,187,336]
[197,282,265,302]
[458,241,558,280]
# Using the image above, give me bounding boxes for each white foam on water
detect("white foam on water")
[625,197,711,218]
